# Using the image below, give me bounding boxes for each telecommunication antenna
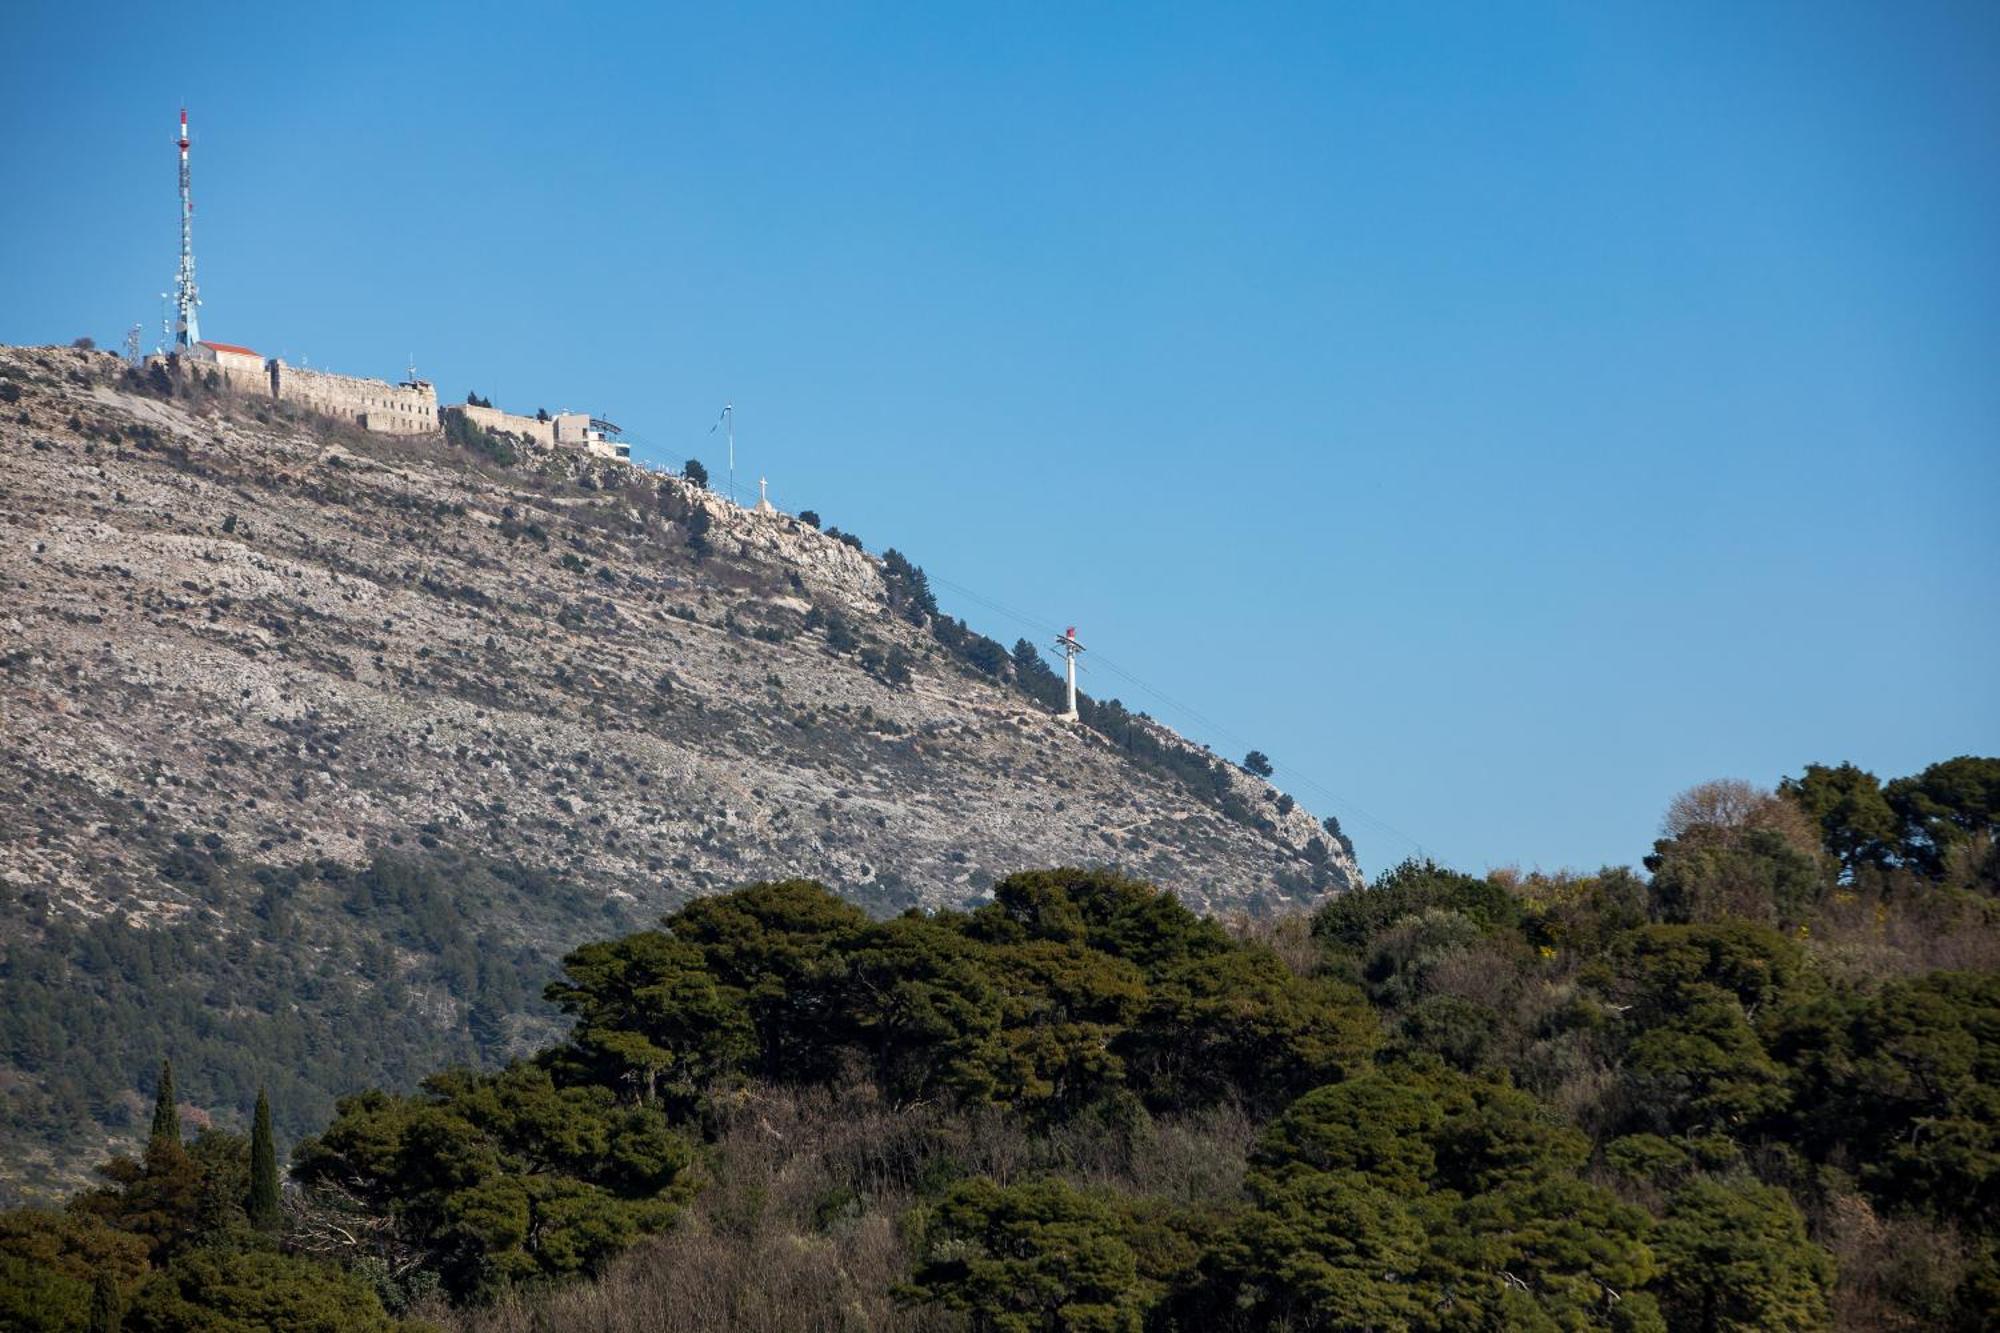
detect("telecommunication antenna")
[124,325,143,364]
[173,108,201,348]
[1052,626,1085,721]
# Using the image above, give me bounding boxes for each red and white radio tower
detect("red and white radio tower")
[173,108,201,348]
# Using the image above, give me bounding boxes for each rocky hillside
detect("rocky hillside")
[0,343,1358,1196]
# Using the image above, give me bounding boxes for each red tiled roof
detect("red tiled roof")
[198,341,261,357]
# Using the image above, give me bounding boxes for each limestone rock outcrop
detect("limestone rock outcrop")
[1,345,1361,923]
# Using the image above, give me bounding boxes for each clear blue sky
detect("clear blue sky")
[5,2,1995,877]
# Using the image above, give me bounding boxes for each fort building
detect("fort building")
[455,402,631,460]
[189,340,270,395]
[182,342,437,435]
[270,360,437,435]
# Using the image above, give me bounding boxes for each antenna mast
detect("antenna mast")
[173,108,201,349]
[1053,627,1084,722]
[725,401,735,506]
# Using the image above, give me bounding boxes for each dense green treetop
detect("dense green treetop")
[1652,1178,1833,1333]
[1313,857,1526,953]
[1228,1064,1662,1331]
[291,1062,694,1302]
[1772,969,2000,1230]
[1781,762,1902,876]
[0,752,1993,1329]
[901,1177,1155,1333]
[126,1247,404,1333]
[1885,756,2000,878]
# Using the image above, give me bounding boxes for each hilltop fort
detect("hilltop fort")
[154,107,626,466]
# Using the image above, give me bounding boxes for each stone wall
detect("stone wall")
[460,403,557,448]
[271,362,437,435]
[459,404,629,459]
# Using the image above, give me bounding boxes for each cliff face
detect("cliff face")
[0,344,1357,1195]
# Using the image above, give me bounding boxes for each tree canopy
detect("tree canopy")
[0,750,1994,1330]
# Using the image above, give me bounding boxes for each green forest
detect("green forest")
[1,756,1995,1331]
[0,851,628,1199]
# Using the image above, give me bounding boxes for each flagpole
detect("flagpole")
[705,403,735,501]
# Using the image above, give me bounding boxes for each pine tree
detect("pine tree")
[149,1059,180,1147]
[248,1087,280,1230]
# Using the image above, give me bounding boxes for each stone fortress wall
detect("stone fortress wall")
[271,361,437,435]
[184,342,632,464]
[460,403,560,448]
[186,341,435,435]
[183,340,643,468]
[455,402,629,460]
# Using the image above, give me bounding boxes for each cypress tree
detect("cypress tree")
[248,1087,280,1230]
[87,1271,122,1333]
[149,1058,180,1147]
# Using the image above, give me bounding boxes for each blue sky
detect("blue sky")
[4,2,1995,876]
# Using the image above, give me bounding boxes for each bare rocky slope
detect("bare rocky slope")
[0,344,1358,1196]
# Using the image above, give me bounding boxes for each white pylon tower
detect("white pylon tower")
[173,108,201,349]
[1053,626,1084,721]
